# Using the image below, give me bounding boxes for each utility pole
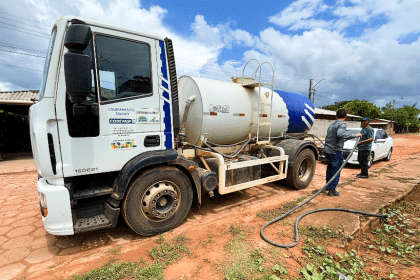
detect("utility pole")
[392,100,395,133]
[308,79,313,102]
[311,79,325,105]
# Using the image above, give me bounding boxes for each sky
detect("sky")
[0,0,419,109]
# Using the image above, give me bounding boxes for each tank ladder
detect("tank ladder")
[240,59,275,144]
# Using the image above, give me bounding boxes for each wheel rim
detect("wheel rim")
[368,153,373,167]
[298,157,311,181]
[141,181,181,221]
[387,150,392,160]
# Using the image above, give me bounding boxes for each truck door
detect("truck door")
[56,25,168,177]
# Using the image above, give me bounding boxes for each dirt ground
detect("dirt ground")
[0,134,420,280]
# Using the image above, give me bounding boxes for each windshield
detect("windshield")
[346,129,361,136]
[38,28,57,101]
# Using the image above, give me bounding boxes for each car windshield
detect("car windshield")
[346,129,361,136]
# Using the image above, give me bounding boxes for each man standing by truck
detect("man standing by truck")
[324,109,362,196]
[356,117,374,179]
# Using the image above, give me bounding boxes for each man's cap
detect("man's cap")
[361,117,370,122]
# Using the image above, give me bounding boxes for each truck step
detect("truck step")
[73,185,113,199]
[74,214,112,233]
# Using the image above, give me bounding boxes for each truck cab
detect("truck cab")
[30,16,181,235]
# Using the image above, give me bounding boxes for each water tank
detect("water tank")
[177,76,314,145]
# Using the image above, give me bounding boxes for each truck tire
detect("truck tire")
[122,166,193,236]
[285,149,316,190]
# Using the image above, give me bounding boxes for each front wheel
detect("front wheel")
[285,149,316,190]
[367,152,374,168]
[384,148,392,161]
[122,166,193,236]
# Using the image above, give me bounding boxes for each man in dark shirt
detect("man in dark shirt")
[356,117,374,179]
[324,109,362,196]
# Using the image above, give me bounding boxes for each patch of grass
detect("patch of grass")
[300,225,346,245]
[337,179,356,188]
[71,259,143,280]
[71,234,191,280]
[107,245,122,255]
[388,176,417,183]
[201,232,214,247]
[149,234,191,266]
[369,205,420,266]
[217,224,289,280]
[372,167,390,174]
[257,195,309,221]
[298,224,377,279]
[300,250,374,280]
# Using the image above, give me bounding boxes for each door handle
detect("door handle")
[144,135,160,147]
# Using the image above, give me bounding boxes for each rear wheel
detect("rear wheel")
[285,149,316,190]
[385,148,392,161]
[122,166,193,236]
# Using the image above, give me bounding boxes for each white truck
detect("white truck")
[30,16,318,236]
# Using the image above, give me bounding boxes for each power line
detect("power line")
[0,63,42,73]
[0,49,46,59]
[0,15,50,31]
[0,8,51,27]
[0,42,45,54]
[0,53,45,63]
[0,20,51,36]
[0,24,51,39]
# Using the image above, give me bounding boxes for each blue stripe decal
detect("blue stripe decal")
[159,41,168,80]
[274,90,315,133]
[163,101,172,149]
[162,90,169,100]
[159,41,173,149]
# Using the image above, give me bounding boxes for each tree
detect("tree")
[381,103,420,129]
[343,100,381,119]
[321,100,352,111]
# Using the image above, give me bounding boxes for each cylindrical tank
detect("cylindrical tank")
[177,76,315,145]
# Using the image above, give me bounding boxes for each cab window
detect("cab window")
[95,35,152,102]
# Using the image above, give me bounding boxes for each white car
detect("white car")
[342,128,393,167]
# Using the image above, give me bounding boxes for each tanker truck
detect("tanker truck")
[30,16,318,236]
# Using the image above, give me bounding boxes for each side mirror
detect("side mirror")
[64,24,92,104]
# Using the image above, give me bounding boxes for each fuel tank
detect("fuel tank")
[177,76,315,145]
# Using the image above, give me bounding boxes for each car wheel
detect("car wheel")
[367,152,374,168]
[385,148,392,161]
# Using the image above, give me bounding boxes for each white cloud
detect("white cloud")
[2,0,419,109]
[269,0,331,31]
[0,82,12,92]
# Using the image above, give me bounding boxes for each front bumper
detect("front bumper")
[342,151,359,165]
[37,178,74,235]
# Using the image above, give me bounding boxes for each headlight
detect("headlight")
[38,192,48,217]
[38,192,47,208]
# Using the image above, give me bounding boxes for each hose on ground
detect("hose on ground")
[260,137,388,248]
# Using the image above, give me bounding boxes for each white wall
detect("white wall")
[310,120,361,138]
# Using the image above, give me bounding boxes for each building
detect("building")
[369,118,395,133]
[310,108,362,138]
[0,90,38,160]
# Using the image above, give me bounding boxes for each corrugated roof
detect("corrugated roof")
[0,90,39,104]
[315,108,361,118]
